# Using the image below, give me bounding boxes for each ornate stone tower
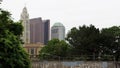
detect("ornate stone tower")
[20,7,30,43]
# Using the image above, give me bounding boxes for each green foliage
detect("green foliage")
[66,25,100,56]
[100,26,120,61]
[8,22,23,36]
[66,25,120,61]
[39,39,71,60]
[0,9,23,36]
[0,9,31,68]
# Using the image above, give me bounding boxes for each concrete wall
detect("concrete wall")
[32,61,120,68]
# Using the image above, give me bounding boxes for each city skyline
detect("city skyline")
[1,0,120,33]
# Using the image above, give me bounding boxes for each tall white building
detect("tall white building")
[51,22,65,40]
[20,7,30,43]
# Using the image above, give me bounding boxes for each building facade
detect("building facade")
[51,22,65,40]
[23,43,44,58]
[43,20,50,44]
[30,18,44,44]
[30,17,50,45]
[20,7,30,43]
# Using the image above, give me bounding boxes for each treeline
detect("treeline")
[0,9,31,67]
[39,24,120,61]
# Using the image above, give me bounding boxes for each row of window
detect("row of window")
[28,48,35,55]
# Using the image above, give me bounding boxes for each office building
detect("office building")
[30,17,50,45]
[30,18,44,44]
[20,7,30,43]
[43,20,50,44]
[51,22,65,40]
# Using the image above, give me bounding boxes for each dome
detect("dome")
[53,22,64,27]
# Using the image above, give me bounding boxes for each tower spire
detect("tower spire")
[20,6,30,44]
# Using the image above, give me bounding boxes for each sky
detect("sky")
[1,0,120,33]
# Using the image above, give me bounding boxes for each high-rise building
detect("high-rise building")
[51,22,65,40]
[30,18,44,44]
[43,20,50,44]
[20,7,30,43]
[30,17,50,45]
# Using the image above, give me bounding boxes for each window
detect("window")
[31,48,34,55]
[52,29,58,33]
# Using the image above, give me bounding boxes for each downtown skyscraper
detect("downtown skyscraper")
[20,7,30,43]
[30,17,50,45]
[51,22,65,40]
[43,20,50,45]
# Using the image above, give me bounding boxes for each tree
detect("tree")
[100,26,120,61]
[39,39,71,60]
[66,25,100,59]
[0,9,31,68]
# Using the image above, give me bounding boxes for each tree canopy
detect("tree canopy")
[66,25,100,56]
[39,39,71,60]
[100,26,120,61]
[66,25,120,60]
[0,9,31,68]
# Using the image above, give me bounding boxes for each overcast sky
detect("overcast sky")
[1,0,120,33]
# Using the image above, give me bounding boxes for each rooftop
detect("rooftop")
[53,22,64,27]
